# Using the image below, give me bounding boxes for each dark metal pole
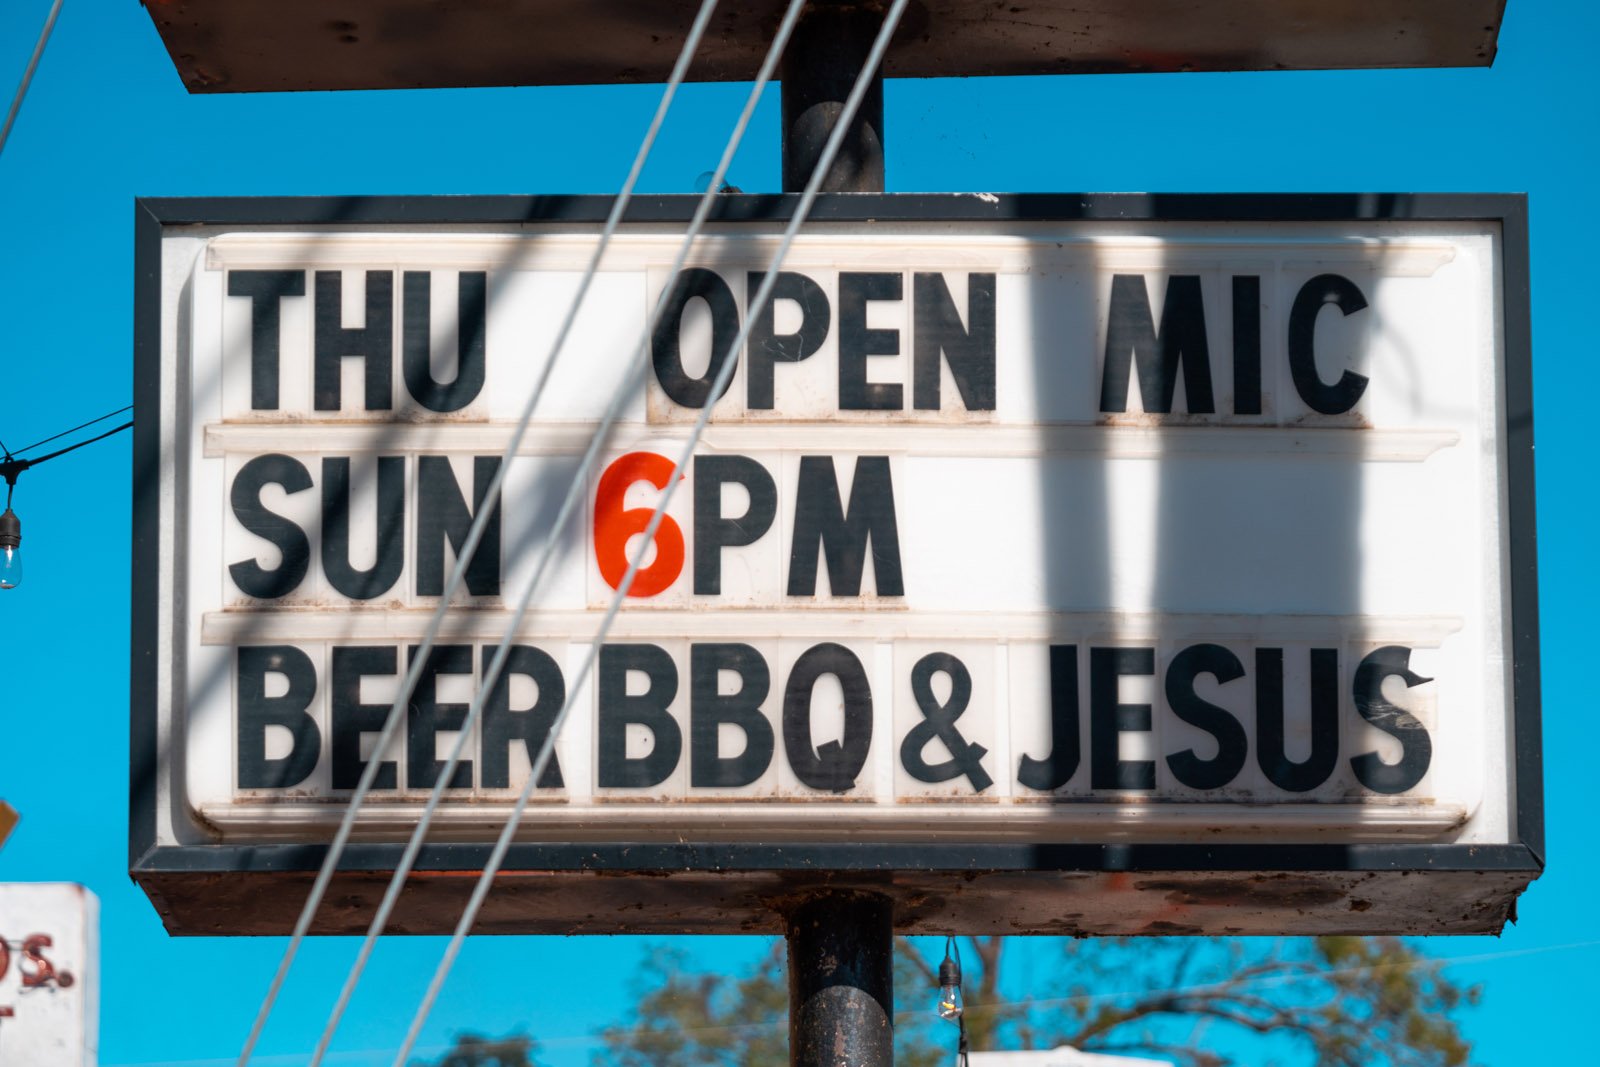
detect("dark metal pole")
[780,0,888,193]
[781,9,893,1064]
[788,891,895,1067]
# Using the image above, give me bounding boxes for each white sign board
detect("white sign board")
[0,884,98,1067]
[132,195,1540,936]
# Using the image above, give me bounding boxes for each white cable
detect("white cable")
[389,2,911,1062]
[0,0,62,160]
[304,1,808,1060]
[236,2,724,1062]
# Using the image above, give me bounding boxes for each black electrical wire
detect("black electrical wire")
[18,419,131,467]
[1,420,133,502]
[9,404,132,458]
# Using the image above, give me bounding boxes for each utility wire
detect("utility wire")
[237,2,726,1065]
[17,420,131,466]
[388,2,911,1062]
[0,0,63,160]
[1,420,132,503]
[8,404,132,458]
[305,2,807,1062]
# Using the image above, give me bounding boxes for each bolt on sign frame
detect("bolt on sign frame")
[131,192,1540,936]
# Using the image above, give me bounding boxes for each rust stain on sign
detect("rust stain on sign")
[134,866,1526,938]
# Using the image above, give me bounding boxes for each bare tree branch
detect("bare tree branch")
[896,936,938,985]
[1170,939,1199,991]
[594,936,1480,1067]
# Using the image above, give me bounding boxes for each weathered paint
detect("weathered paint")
[140,1,1505,95]
[134,866,1521,937]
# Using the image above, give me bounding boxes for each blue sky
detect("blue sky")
[0,1,1594,1064]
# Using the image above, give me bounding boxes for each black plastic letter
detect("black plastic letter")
[690,643,774,788]
[651,268,739,409]
[597,644,682,788]
[1288,273,1369,414]
[747,271,829,409]
[900,651,992,792]
[838,272,903,410]
[237,645,320,789]
[782,643,872,792]
[228,270,305,410]
[416,455,502,597]
[913,272,995,411]
[787,456,904,597]
[315,270,393,411]
[402,271,487,412]
[229,453,313,599]
[482,645,566,789]
[1164,643,1249,790]
[1255,648,1341,792]
[1099,274,1214,414]
[1232,276,1262,415]
[406,644,474,789]
[330,645,398,790]
[1017,645,1081,791]
[693,454,777,595]
[1090,647,1157,790]
[1350,646,1433,794]
[321,456,405,600]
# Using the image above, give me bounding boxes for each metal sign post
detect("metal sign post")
[789,892,895,1067]
[781,0,888,194]
[780,8,895,1062]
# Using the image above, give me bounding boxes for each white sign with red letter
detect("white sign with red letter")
[149,217,1515,848]
[0,884,98,1067]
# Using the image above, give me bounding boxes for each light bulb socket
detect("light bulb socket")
[938,957,961,987]
[0,508,19,549]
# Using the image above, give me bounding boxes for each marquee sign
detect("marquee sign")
[131,194,1541,936]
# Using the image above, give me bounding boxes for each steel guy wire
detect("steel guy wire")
[389,2,912,1061]
[304,1,807,1060]
[0,0,62,161]
[235,1,724,1062]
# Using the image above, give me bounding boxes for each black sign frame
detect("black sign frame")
[130,192,1541,936]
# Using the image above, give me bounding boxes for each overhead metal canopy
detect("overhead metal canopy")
[142,0,1506,94]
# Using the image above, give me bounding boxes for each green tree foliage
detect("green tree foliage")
[595,936,1480,1067]
[593,945,790,1067]
[410,1029,542,1067]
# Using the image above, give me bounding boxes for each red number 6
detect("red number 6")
[594,452,685,597]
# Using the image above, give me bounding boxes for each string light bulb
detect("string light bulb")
[0,504,18,589]
[0,458,21,591]
[0,404,134,591]
[936,936,963,1020]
